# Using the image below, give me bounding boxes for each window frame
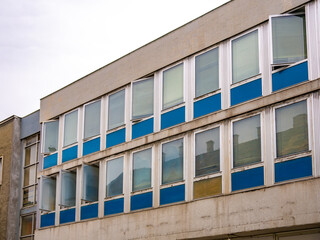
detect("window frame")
[39,175,57,213]
[106,88,127,132]
[105,155,125,199]
[59,169,77,208]
[41,119,59,155]
[82,99,102,142]
[0,156,3,185]
[20,213,36,240]
[81,163,100,205]
[62,108,79,149]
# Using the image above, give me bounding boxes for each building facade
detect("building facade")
[36,0,320,239]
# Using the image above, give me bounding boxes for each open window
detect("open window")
[82,164,99,203]
[60,170,76,207]
[42,120,59,154]
[40,176,56,212]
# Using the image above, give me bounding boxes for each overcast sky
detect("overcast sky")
[0,0,229,121]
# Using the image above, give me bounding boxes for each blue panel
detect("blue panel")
[161,107,185,130]
[194,93,221,118]
[59,208,75,224]
[231,78,262,106]
[83,137,100,156]
[43,153,58,169]
[275,156,312,183]
[104,198,124,216]
[232,167,264,191]
[160,184,185,205]
[80,203,98,220]
[131,192,153,211]
[272,61,308,92]
[106,128,126,148]
[40,212,55,228]
[62,145,78,163]
[132,118,154,139]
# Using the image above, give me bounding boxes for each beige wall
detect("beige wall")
[40,0,311,122]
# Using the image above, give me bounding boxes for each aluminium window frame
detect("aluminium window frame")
[62,108,80,149]
[39,174,57,213]
[81,163,100,205]
[59,169,77,209]
[41,119,59,155]
[82,99,102,142]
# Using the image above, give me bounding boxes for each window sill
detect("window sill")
[194,89,221,102]
[231,73,262,88]
[271,59,307,73]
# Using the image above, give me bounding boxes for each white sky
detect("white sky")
[0,0,229,121]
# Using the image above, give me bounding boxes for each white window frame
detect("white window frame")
[81,163,100,205]
[41,119,59,155]
[39,175,57,213]
[82,99,102,142]
[62,108,80,149]
[59,169,77,209]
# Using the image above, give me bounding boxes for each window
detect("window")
[0,157,2,185]
[163,63,184,109]
[20,213,36,240]
[233,115,261,168]
[132,148,152,192]
[132,77,154,120]
[82,164,99,202]
[275,100,308,157]
[195,48,219,98]
[43,121,59,153]
[64,110,78,147]
[232,30,259,83]
[84,100,101,139]
[60,170,76,207]
[108,90,125,130]
[195,128,220,177]
[162,138,183,185]
[40,176,56,211]
[271,13,307,65]
[106,157,123,197]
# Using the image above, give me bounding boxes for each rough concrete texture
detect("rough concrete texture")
[35,178,320,240]
[40,0,311,122]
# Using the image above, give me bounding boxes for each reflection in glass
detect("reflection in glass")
[21,215,33,236]
[108,90,125,130]
[132,78,154,120]
[43,121,59,153]
[106,157,123,197]
[82,165,99,202]
[61,171,76,207]
[23,186,35,207]
[233,115,261,168]
[195,128,220,177]
[84,101,101,139]
[25,144,37,166]
[64,110,78,147]
[276,101,308,157]
[41,177,56,211]
[24,165,36,187]
[162,139,183,184]
[133,149,151,192]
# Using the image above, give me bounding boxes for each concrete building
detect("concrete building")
[36,0,320,239]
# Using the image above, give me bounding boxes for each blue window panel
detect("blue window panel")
[62,145,78,163]
[80,203,98,220]
[232,167,264,191]
[160,184,185,205]
[272,61,308,92]
[161,107,185,130]
[231,78,262,106]
[104,198,124,216]
[59,208,75,224]
[275,156,312,183]
[132,118,154,139]
[106,128,126,148]
[194,93,221,118]
[43,153,58,169]
[131,192,153,211]
[40,212,55,228]
[83,137,100,156]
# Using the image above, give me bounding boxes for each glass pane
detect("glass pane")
[61,171,76,207]
[232,30,259,83]
[106,157,123,197]
[132,78,154,120]
[233,115,261,168]
[82,165,99,202]
[43,121,59,153]
[21,215,33,236]
[26,135,37,146]
[64,110,78,147]
[276,101,308,157]
[23,186,35,207]
[25,144,37,166]
[108,90,125,130]
[195,48,219,97]
[162,139,183,184]
[84,101,101,139]
[163,63,184,109]
[133,148,152,192]
[195,128,220,177]
[24,165,36,187]
[272,15,307,64]
[41,177,56,211]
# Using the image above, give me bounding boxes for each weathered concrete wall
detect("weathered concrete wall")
[40,0,311,122]
[34,178,320,240]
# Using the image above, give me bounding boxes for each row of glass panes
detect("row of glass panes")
[40,98,309,211]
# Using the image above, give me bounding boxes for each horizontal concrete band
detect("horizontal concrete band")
[39,78,320,177]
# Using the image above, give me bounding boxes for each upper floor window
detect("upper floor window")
[108,90,125,130]
[40,176,56,211]
[60,170,76,207]
[84,100,101,139]
[163,63,184,109]
[82,164,99,203]
[195,48,219,98]
[132,148,152,192]
[43,121,59,153]
[232,30,259,83]
[132,77,154,120]
[63,110,78,147]
[106,157,123,197]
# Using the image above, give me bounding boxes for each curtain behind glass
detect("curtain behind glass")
[108,90,125,130]
[233,115,261,168]
[106,157,123,197]
[276,101,308,157]
[272,15,307,64]
[82,165,99,202]
[133,148,151,192]
[163,63,184,109]
[84,101,101,139]
[64,110,78,147]
[195,48,219,97]
[61,171,76,207]
[232,30,259,83]
[41,177,56,211]
[43,121,59,153]
[132,78,154,120]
